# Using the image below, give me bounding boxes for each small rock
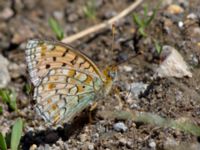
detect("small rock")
[166,4,184,14]
[126,140,133,147]
[30,144,37,150]
[79,133,87,142]
[0,55,10,88]
[187,13,197,20]
[129,82,149,99]
[155,45,192,78]
[44,144,51,150]
[37,145,44,150]
[120,65,133,72]
[119,138,127,145]
[178,21,184,28]
[190,54,199,66]
[0,7,14,20]
[104,11,117,19]
[91,133,99,142]
[149,139,156,148]
[192,27,200,39]
[130,103,140,109]
[88,143,94,150]
[53,11,64,20]
[8,63,21,78]
[116,52,129,62]
[67,13,79,22]
[56,138,68,149]
[113,122,128,132]
[164,137,178,148]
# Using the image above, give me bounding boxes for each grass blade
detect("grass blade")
[0,132,7,150]
[133,14,144,27]
[48,18,64,40]
[11,118,23,150]
[0,90,10,103]
[0,89,17,111]
[154,40,162,54]
[145,7,157,26]
[83,0,96,20]
[0,106,3,115]
[138,27,146,37]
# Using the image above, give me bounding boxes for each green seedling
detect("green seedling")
[49,17,64,40]
[23,83,32,95]
[0,132,7,150]
[83,0,96,20]
[11,118,23,150]
[154,39,163,55]
[0,106,2,115]
[0,89,17,111]
[133,4,158,37]
[0,118,23,150]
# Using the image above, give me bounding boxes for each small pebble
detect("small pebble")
[187,13,197,20]
[0,54,10,88]
[30,144,37,150]
[88,143,94,150]
[113,122,128,132]
[67,13,79,22]
[79,133,87,142]
[149,140,156,148]
[129,82,149,99]
[119,138,127,145]
[190,54,199,66]
[53,11,64,20]
[122,65,133,72]
[166,4,184,14]
[104,11,117,19]
[178,21,184,28]
[0,7,14,20]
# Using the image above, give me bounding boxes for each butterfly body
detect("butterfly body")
[25,39,116,125]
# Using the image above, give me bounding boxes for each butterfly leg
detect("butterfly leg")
[114,87,123,109]
[89,102,98,123]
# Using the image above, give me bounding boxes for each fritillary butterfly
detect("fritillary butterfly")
[25,39,117,125]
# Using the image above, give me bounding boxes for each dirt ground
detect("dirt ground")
[0,0,200,150]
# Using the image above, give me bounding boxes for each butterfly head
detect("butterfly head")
[102,65,118,95]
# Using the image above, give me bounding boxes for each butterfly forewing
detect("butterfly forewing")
[25,39,104,125]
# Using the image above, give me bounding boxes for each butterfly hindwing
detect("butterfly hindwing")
[25,39,103,125]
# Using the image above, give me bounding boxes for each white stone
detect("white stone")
[149,140,156,148]
[113,122,128,132]
[155,45,192,78]
[178,21,184,28]
[0,55,10,88]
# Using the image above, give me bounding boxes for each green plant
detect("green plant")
[0,106,3,115]
[154,39,163,55]
[83,0,96,20]
[133,4,158,37]
[49,17,64,40]
[0,118,23,150]
[0,89,17,111]
[23,83,32,95]
[11,118,23,150]
[0,132,7,150]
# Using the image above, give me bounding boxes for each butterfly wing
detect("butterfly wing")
[25,39,104,125]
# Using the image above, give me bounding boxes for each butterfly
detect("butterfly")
[25,39,117,126]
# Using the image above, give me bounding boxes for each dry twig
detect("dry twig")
[62,0,143,44]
